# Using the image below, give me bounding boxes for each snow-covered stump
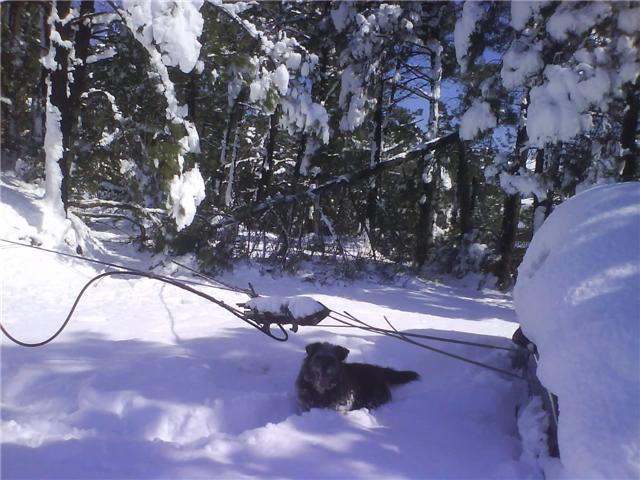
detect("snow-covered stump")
[514,183,640,479]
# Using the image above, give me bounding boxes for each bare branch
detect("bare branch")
[211,131,459,229]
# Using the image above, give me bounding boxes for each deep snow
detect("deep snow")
[515,182,640,479]
[1,174,540,479]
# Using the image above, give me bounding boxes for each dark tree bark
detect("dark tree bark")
[218,86,248,206]
[0,2,26,92]
[279,131,308,260]
[456,140,473,239]
[621,79,639,181]
[35,3,49,153]
[496,98,529,290]
[188,69,198,122]
[67,0,94,185]
[366,77,385,235]
[497,192,521,289]
[414,155,440,268]
[414,37,443,269]
[46,0,94,214]
[47,1,72,213]
[257,107,280,203]
[470,175,479,218]
[531,148,553,234]
[1,1,26,166]
[220,87,248,168]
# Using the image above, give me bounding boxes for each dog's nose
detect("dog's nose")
[318,375,331,388]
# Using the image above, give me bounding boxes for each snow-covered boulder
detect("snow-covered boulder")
[514,183,640,479]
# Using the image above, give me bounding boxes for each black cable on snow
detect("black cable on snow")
[0,238,523,381]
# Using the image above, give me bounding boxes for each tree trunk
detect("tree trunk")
[414,38,443,269]
[366,76,385,238]
[621,79,639,181]
[47,1,72,214]
[219,86,247,168]
[1,1,26,166]
[415,155,440,268]
[257,107,280,203]
[219,86,247,206]
[225,116,244,207]
[188,69,198,123]
[282,131,309,254]
[457,141,473,239]
[66,0,94,193]
[497,193,521,289]
[470,176,479,218]
[532,148,552,234]
[33,3,49,157]
[496,96,529,289]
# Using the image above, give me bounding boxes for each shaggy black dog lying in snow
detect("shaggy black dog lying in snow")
[296,342,419,412]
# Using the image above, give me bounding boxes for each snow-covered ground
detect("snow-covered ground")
[1,174,540,479]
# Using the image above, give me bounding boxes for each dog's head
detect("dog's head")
[302,342,350,393]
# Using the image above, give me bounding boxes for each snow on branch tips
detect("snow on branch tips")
[454,1,484,73]
[222,7,328,150]
[167,165,206,231]
[546,2,611,42]
[527,65,611,147]
[510,1,549,31]
[331,2,355,33]
[121,0,206,230]
[501,38,543,90]
[122,0,204,74]
[459,100,496,141]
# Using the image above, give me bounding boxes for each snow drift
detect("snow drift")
[514,182,640,479]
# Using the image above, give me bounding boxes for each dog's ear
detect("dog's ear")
[305,342,324,357]
[334,345,349,361]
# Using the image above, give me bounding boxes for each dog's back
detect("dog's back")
[344,363,419,410]
[296,342,419,412]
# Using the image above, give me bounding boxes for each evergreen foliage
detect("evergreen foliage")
[1,0,637,286]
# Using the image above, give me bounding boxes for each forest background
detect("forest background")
[2,1,638,288]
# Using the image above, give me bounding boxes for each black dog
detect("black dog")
[296,342,419,412]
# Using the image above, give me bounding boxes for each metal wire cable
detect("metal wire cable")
[0,237,523,380]
[1,268,289,347]
[331,311,518,351]
[327,312,524,380]
[0,238,242,292]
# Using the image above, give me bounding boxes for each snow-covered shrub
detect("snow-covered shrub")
[514,183,640,478]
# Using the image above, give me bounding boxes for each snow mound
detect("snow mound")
[514,182,640,479]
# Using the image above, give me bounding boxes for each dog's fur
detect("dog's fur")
[296,342,419,412]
